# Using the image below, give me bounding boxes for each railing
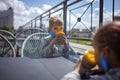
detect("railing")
[19,0,94,34]
[20,0,117,40]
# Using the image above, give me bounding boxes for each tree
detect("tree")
[11,24,14,30]
[0,25,9,31]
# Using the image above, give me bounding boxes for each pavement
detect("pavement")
[69,42,93,54]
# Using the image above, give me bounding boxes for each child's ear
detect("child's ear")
[103,47,110,58]
[47,27,50,32]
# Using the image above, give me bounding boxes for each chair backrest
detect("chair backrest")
[0,34,16,57]
[21,32,49,57]
[0,30,16,46]
[16,28,45,48]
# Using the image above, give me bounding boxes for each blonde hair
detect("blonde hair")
[48,16,64,32]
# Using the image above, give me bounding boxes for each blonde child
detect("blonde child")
[40,16,72,57]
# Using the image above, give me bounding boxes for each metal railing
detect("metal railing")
[20,0,116,40]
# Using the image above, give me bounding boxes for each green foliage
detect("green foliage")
[68,39,92,45]
[0,25,9,31]
[71,34,78,37]
[11,24,14,30]
[0,25,14,33]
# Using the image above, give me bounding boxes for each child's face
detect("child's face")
[51,25,63,33]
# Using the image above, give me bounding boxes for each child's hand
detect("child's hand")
[74,56,89,74]
[74,56,102,74]
[57,35,69,51]
[48,37,58,48]
[56,35,67,45]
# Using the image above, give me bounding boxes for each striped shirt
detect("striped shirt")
[40,35,73,57]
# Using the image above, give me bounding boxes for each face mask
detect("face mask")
[100,53,110,72]
[49,31,55,38]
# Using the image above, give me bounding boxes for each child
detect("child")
[61,21,120,80]
[40,16,72,57]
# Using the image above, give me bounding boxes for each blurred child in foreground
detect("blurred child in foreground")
[61,21,120,80]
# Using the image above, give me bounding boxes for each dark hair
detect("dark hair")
[48,16,63,31]
[93,21,120,58]
[114,16,120,21]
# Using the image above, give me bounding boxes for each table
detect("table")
[0,57,75,80]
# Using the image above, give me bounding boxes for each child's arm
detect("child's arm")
[60,35,69,51]
[48,37,57,49]
[40,37,58,56]
[60,36,72,57]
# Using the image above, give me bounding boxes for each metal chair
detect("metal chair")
[16,28,45,56]
[0,34,16,57]
[16,28,45,48]
[0,30,16,46]
[21,33,49,57]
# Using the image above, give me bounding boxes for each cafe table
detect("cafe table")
[0,57,75,80]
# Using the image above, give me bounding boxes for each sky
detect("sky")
[0,0,120,30]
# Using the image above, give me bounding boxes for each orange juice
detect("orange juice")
[82,49,96,69]
[55,32,65,45]
[56,32,65,36]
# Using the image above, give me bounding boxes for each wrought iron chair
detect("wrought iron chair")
[21,33,49,57]
[16,28,44,48]
[0,30,16,46]
[0,34,16,57]
[21,32,77,58]
[16,28,45,56]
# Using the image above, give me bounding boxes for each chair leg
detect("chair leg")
[16,46,20,57]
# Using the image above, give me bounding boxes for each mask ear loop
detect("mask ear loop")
[100,53,110,72]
